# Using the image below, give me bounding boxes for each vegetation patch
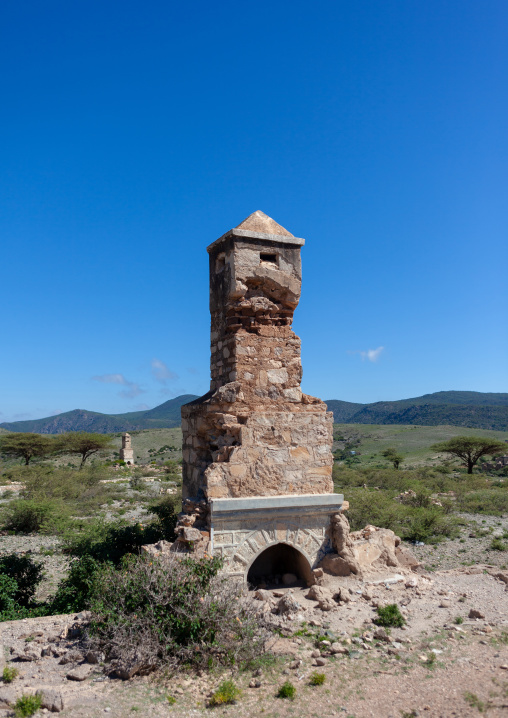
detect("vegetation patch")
[13,694,42,718]
[277,680,296,699]
[87,554,269,672]
[374,604,405,628]
[309,671,326,685]
[208,680,241,707]
[2,665,19,683]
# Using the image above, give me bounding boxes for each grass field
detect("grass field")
[333,423,508,468]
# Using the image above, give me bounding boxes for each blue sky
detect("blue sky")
[1,0,507,422]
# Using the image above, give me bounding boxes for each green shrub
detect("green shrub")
[63,515,174,565]
[50,555,106,613]
[277,681,296,700]
[490,537,507,551]
[0,554,43,606]
[454,616,464,625]
[458,490,508,516]
[2,498,71,534]
[374,604,405,628]
[402,508,461,544]
[208,680,241,706]
[309,671,326,685]
[14,694,42,718]
[148,494,179,536]
[2,665,19,683]
[87,554,268,672]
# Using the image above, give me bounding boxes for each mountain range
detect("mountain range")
[1,391,507,434]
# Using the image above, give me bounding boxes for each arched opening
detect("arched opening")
[247,543,313,588]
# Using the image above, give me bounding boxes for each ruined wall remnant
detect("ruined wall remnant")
[181,211,334,502]
[120,432,134,465]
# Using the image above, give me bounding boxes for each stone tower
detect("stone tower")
[180,211,343,583]
[119,432,134,465]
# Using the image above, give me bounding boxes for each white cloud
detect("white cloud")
[92,373,129,385]
[92,373,144,398]
[151,358,178,384]
[360,346,384,362]
[133,403,150,411]
[348,346,385,363]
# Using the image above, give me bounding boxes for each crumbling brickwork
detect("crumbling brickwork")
[181,211,334,503]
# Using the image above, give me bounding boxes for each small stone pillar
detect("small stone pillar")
[120,432,134,465]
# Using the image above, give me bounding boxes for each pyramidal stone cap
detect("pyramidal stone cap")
[207,210,305,253]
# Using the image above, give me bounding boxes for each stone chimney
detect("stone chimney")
[119,432,134,465]
[179,212,343,583]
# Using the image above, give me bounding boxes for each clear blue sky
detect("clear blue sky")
[1,0,507,422]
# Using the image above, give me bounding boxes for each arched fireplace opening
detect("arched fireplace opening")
[247,543,313,588]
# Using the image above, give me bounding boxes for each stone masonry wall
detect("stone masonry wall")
[181,211,333,505]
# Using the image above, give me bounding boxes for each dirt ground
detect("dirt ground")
[1,560,508,718]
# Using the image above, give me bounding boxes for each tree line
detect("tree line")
[0,432,113,467]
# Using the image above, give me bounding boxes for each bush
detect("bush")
[0,554,43,606]
[87,554,269,672]
[277,681,296,699]
[375,604,405,628]
[457,489,508,516]
[148,494,179,536]
[490,537,507,551]
[2,665,19,683]
[14,694,42,718]
[2,498,71,534]
[309,671,326,685]
[63,516,175,566]
[344,487,460,543]
[50,556,106,613]
[0,574,22,620]
[208,680,241,706]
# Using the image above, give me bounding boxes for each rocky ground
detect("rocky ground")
[1,560,507,718]
[2,509,508,717]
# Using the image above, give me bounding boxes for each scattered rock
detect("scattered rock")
[469,609,486,619]
[66,665,93,681]
[0,688,16,708]
[58,651,84,665]
[314,657,327,666]
[277,594,300,614]
[439,600,451,608]
[306,585,335,611]
[36,689,64,713]
[330,642,348,654]
[85,651,104,664]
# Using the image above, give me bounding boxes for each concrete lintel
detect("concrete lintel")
[210,493,343,516]
[207,228,305,253]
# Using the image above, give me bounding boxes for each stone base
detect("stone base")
[119,449,134,465]
[210,493,343,582]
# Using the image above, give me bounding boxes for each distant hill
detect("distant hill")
[325,391,508,431]
[0,395,199,434]
[2,391,507,434]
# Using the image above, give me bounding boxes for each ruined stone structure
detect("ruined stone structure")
[180,211,343,583]
[119,432,134,465]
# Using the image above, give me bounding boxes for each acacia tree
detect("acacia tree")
[0,433,58,465]
[63,432,114,467]
[381,447,405,469]
[431,436,507,474]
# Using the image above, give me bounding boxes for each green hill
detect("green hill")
[2,391,507,434]
[0,395,198,434]
[325,391,508,431]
